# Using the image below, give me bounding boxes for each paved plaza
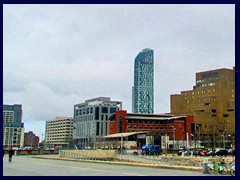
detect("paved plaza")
[3,154,229,176]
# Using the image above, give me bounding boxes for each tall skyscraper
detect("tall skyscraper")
[132,48,154,114]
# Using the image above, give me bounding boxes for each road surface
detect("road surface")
[3,155,220,176]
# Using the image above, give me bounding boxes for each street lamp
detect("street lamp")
[165,133,168,156]
[196,125,200,148]
[222,129,227,149]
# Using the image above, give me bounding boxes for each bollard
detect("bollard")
[202,158,209,174]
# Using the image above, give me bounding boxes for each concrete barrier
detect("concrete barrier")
[15,150,59,155]
[59,150,117,160]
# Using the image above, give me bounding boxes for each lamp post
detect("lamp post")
[186,132,189,150]
[196,125,200,148]
[227,134,231,147]
[165,133,168,156]
[121,135,123,154]
[223,129,227,149]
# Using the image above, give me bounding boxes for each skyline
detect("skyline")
[3,4,235,141]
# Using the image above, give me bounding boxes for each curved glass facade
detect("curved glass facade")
[132,48,154,114]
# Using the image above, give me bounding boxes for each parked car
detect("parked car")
[206,149,216,156]
[193,149,206,156]
[142,145,161,155]
[215,149,228,156]
[177,149,192,156]
[133,151,139,155]
[227,149,235,156]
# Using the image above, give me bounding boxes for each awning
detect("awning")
[104,131,147,138]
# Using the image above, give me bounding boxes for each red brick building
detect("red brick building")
[24,131,39,149]
[108,110,194,148]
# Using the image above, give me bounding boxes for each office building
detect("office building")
[3,104,24,148]
[132,48,154,114]
[171,67,235,148]
[45,116,73,149]
[73,97,122,148]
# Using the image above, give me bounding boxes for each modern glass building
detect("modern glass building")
[73,97,122,148]
[132,48,154,114]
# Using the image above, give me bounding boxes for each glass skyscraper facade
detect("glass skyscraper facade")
[132,48,154,114]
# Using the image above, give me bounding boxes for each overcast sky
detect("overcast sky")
[3,4,235,141]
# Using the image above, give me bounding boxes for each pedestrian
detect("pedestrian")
[8,148,14,162]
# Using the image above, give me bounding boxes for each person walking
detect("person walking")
[8,148,14,162]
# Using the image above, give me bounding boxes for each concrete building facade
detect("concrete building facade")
[45,116,73,149]
[73,97,122,148]
[171,67,235,148]
[3,104,24,148]
[132,48,154,114]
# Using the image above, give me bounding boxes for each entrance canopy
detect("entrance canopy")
[104,131,147,138]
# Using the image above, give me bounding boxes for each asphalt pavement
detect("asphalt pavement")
[3,154,231,176]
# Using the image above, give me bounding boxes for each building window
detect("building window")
[205,103,211,107]
[110,108,116,114]
[95,107,99,120]
[223,114,229,117]
[102,107,108,113]
[118,116,122,133]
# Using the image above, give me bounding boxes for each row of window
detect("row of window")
[128,126,164,129]
[45,130,72,134]
[201,72,219,79]
[184,89,216,97]
[46,121,72,125]
[74,114,110,122]
[127,120,174,124]
[75,107,118,117]
[197,82,216,88]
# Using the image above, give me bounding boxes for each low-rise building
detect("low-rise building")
[107,110,194,149]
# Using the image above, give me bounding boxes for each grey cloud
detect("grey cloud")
[3,4,234,128]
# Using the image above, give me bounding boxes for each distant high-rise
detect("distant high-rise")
[3,104,25,148]
[132,48,154,114]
